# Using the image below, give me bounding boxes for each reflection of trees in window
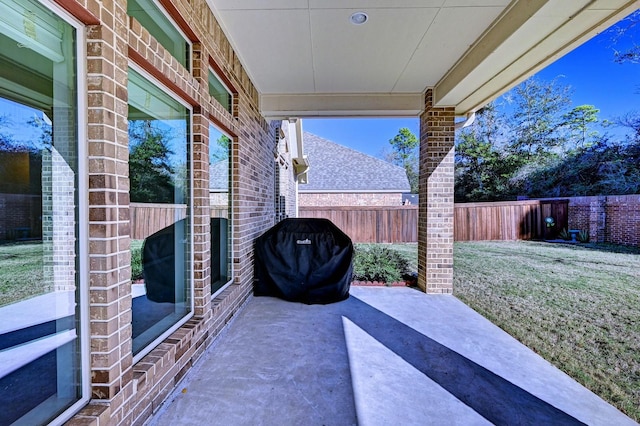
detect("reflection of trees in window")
[210,134,230,163]
[0,114,18,151]
[0,112,52,153]
[129,120,175,203]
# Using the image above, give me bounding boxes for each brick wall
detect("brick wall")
[418,90,455,294]
[59,0,285,424]
[0,194,41,241]
[299,192,403,207]
[567,194,640,247]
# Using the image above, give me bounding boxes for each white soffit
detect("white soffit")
[207,0,638,117]
[437,0,640,113]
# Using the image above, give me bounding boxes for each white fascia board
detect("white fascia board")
[261,93,424,119]
[299,189,409,193]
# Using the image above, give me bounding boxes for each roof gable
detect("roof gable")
[300,132,410,192]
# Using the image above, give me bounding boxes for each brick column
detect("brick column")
[418,90,455,293]
[589,195,607,243]
[85,0,132,418]
[192,109,213,317]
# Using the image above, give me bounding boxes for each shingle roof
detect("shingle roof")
[300,132,410,192]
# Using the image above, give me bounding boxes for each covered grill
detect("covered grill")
[254,218,353,304]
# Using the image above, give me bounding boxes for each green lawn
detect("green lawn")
[0,242,45,307]
[386,240,640,422]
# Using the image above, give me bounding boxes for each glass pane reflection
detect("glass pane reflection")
[209,125,231,295]
[0,0,82,422]
[128,69,191,355]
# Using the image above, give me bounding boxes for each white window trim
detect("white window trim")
[129,62,195,365]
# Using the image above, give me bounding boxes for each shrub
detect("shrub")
[558,228,571,241]
[353,245,409,283]
[131,240,144,281]
[577,229,590,243]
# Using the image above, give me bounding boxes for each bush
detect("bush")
[131,240,144,281]
[353,245,409,283]
[577,229,590,243]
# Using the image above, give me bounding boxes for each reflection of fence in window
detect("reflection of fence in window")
[129,202,187,240]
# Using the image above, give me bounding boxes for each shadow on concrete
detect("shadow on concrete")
[343,296,585,426]
[149,289,634,425]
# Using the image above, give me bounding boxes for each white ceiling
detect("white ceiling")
[207,0,639,118]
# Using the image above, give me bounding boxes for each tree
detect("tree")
[455,103,521,201]
[506,77,571,160]
[609,9,640,64]
[210,134,230,163]
[562,104,599,147]
[388,127,419,193]
[128,120,175,203]
[614,111,640,143]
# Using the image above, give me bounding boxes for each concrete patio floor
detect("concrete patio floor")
[147,287,637,426]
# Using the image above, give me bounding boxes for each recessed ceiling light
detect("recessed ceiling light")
[350,12,368,25]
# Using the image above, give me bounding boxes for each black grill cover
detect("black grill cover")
[143,220,183,303]
[254,218,353,304]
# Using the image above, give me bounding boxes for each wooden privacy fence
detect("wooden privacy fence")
[299,206,418,243]
[130,203,187,240]
[454,199,568,241]
[299,199,569,243]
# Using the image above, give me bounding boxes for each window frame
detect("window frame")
[128,62,195,365]
[128,0,192,71]
[0,0,91,424]
[208,68,234,114]
[208,123,234,299]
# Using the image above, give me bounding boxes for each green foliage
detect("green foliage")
[455,74,640,201]
[130,240,144,281]
[210,134,231,163]
[577,229,590,243]
[558,228,571,241]
[388,127,419,193]
[353,245,409,283]
[562,105,599,148]
[129,120,176,203]
[508,76,571,160]
[455,103,524,201]
[518,137,640,198]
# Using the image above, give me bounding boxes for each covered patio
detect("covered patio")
[23,0,636,424]
[209,0,639,293]
[147,287,636,425]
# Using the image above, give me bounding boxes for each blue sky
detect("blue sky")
[303,10,639,159]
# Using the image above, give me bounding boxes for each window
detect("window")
[208,70,233,114]
[0,0,87,424]
[128,67,193,358]
[209,125,232,296]
[128,0,190,70]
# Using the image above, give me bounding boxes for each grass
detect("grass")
[0,242,45,307]
[0,240,146,306]
[382,240,640,422]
